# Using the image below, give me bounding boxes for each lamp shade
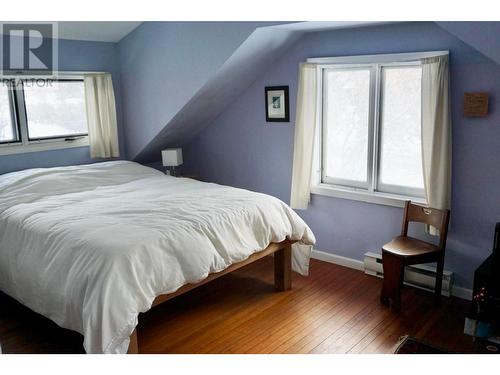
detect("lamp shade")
[161,148,183,167]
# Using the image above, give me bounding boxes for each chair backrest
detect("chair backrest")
[400,200,450,251]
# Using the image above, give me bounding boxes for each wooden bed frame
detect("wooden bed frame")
[127,240,294,354]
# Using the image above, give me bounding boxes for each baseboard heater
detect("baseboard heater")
[363,251,454,297]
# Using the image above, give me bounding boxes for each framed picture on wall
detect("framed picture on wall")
[265,86,289,122]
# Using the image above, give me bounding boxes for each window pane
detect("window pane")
[323,69,371,184]
[0,87,15,142]
[23,81,88,139]
[379,66,424,191]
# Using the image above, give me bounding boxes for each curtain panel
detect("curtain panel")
[290,63,318,210]
[421,55,452,233]
[84,73,120,159]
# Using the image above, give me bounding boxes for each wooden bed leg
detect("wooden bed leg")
[127,329,139,354]
[274,243,292,291]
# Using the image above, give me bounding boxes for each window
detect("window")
[0,76,89,155]
[378,66,423,196]
[23,80,88,140]
[312,53,430,205]
[322,68,373,188]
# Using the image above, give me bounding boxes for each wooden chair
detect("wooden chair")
[380,200,450,311]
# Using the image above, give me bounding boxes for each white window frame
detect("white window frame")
[308,51,449,208]
[0,71,96,156]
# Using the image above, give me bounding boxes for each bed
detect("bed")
[0,161,315,354]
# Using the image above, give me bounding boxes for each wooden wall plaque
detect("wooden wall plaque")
[464,92,489,117]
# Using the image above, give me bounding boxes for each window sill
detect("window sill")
[0,137,89,156]
[311,183,427,208]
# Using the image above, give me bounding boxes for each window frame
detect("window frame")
[0,72,92,156]
[0,80,21,145]
[309,51,449,207]
[22,78,89,142]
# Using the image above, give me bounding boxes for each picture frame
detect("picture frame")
[265,86,289,122]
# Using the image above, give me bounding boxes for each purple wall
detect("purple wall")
[436,22,500,66]
[183,22,500,289]
[117,22,280,160]
[0,38,124,175]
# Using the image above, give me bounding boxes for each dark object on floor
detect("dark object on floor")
[394,335,448,354]
[465,222,500,341]
[472,222,500,312]
[380,200,450,311]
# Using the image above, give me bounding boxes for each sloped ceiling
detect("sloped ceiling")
[134,26,302,162]
[436,22,500,65]
[131,22,386,163]
[130,21,500,163]
[118,22,282,160]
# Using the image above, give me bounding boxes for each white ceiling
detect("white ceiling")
[13,21,384,43]
[57,21,142,42]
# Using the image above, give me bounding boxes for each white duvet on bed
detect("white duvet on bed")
[0,161,315,354]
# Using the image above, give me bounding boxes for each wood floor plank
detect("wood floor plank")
[240,280,363,352]
[0,257,475,354]
[347,289,421,353]
[358,290,435,353]
[140,261,279,352]
[294,285,384,354]
[234,266,362,353]
[196,264,352,353]
[161,263,333,353]
[311,295,393,353]
[270,277,381,353]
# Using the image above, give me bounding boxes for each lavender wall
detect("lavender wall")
[436,22,500,66]
[117,21,281,160]
[0,38,124,175]
[183,22,500,289]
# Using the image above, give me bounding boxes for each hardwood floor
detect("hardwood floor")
[0,258,475,354]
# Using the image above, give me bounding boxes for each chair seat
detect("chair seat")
[382,236,439,257]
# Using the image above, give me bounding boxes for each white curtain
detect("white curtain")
[290,63,318,209]
[421,55,452,233]
[84,73,120,158]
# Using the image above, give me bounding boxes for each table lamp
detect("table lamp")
[161,148,183,176]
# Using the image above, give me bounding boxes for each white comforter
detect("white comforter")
[0,161,315,353]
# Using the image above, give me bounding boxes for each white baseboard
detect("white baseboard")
[451,286,473,301]
[311,249,364,271]
[311,249,472,301]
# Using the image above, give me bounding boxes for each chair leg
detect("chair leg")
[434,254,445,304]
[380,251,405,312]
